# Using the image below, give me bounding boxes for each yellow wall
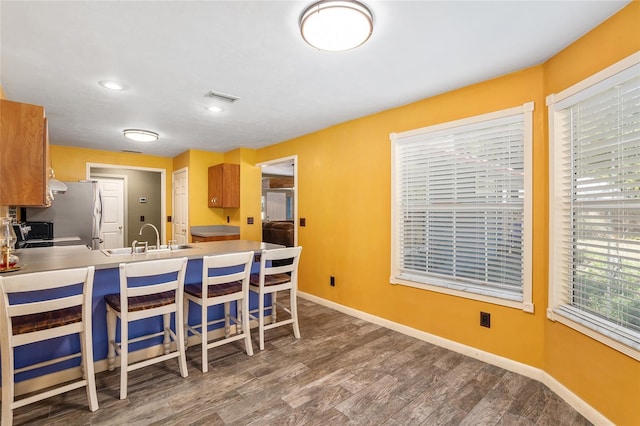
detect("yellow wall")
[542,3,640,424]
[224,148,262,241]
[50,145,174,241]
[258,65,547,366]
[256,4,639,424]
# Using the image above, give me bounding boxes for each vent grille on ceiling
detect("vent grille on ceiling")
[204,90,240,103]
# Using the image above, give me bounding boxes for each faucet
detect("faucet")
[139,223,160,249]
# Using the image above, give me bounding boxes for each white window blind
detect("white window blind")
[548,53,640,358]
[391,104,533,308]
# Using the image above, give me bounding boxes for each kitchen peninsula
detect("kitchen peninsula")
[5,240,282,390]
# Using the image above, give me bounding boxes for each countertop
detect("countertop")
[5,240,282,275]
[190,225,240,237]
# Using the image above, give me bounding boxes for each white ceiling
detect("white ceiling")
[0,1,629,158]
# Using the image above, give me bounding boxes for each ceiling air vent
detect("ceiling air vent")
[204,90,239,103]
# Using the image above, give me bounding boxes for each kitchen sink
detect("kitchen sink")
[101,244,194,256]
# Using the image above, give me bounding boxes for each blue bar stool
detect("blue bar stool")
[249,246,302,350]
[0,267,98,426]
[104,257,188,400]
[184,251,254,372]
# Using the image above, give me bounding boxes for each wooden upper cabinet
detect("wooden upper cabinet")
[0,99,51,206]
[208,163,240,208]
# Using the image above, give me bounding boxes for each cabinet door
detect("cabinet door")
[208,163,239,208]
[0,99,49,206]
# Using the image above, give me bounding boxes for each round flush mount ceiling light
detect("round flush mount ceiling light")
[99,80,127,90]
[123,129,159,142]
[299,0,373,52]
[206,105,224,113]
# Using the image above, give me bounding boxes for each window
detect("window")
[548,52,640,360]
[391,103,533,311]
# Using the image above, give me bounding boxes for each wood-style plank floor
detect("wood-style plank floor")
[13,297,591,425]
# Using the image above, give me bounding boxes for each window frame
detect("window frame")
[547,51,640,361]
[390,102,534,312]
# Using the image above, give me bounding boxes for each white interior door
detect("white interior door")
[266,192,287,221]
[173,168,189,244]
[95,177,125,249]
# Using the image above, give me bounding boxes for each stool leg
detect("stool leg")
[120,316,129,400]
[258,290,265,351]
[175,307,188,379]
[1,346,15,426]
[80,329,99,411]
[106,306,117,372]
[183,298,190,349]
[291,289,300,339]
[224,302,231,338]
[201,296,208,373]
[163,313,171,355]
[242,294,253,356]
[271,291,278,324]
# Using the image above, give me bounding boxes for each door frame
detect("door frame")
[256,155,298,247]
[86,163,167,244]
[91,173,127,249]
[172,167,189,243]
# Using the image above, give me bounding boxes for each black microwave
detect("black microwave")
[25,221,54,240]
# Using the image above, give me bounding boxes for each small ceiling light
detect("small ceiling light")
[206,105,224,113]
[123,129,159,142]
[300,0,373,52]
[99,80,127,90]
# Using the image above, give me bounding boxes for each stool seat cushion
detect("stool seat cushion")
[104,291,176,312]
[12,306,82,335]
[250,273,291,287]
[184,281,242,298]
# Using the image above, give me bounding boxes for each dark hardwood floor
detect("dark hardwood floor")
[13,297,591,425]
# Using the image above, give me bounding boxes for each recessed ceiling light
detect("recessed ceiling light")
[123,129,159,142]
[206,106,224,113]
[99,80,127,90]
[300,0,373,52]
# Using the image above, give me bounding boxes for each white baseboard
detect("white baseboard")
[298,291,613,426]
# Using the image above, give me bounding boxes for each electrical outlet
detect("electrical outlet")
[300,218,306,227]
[330,276,335,287]
[480,312,491,328]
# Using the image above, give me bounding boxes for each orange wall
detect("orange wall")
[256,4,639,424]
[542,3,640,424]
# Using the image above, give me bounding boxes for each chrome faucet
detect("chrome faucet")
[139,223,160,249]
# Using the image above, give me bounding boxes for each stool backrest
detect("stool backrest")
[202,251,254,288]
[257,246,302,285]
[118,257,188,314]
[0,266,95,346]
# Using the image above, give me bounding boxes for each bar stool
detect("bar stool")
[249,246,302,350]
[184,251,254,372]
[0,267,98,426]
[104,257,188,400]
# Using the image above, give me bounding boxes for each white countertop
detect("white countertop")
[7,240,282,275]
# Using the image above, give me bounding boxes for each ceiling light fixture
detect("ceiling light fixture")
[206,105,224,113]
[123,129,159,142]
[99,80,127,90]
[299,0,373,52]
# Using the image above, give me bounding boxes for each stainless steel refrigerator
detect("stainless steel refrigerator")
[24,181,102,249]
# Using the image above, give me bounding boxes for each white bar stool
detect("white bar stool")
[0,266,99,426]
[249,246,302,350]
[184,251,254,372]
[104,257,188,400]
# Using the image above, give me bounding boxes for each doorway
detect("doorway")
[92,175,126,249]
[257,156,297,247]
[87,163,166,247]
[172,167,189,244]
